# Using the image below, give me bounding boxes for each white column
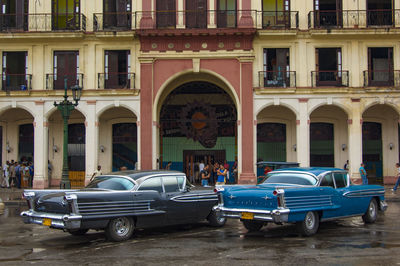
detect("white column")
[33,103,49,189]
[348,103,363,183]
[208,0,216,28]
[296,100,310,167]
[85,101,99,185]
[176,0,185,29]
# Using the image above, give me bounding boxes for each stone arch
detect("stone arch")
[153,70,240,121]
[255,101,299,118]
[308,101,351,118]
[96,103,139,121]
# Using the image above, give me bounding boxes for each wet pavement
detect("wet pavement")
[1,198,400,265]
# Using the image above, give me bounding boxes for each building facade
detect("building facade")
[1,0,400,188]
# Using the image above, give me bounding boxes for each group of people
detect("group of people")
[197,160,238,187]
[0,160,34,189]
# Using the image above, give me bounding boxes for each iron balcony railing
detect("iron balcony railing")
[363,70,400,87]
[0,74,32,91]
[135,10,257,29]
[94,12,133,31]
[259,71,296,88]
[0,13,86,32]
[308,9,400,29]
[259,11,299,29]
[46,73,84,90]
[98,72,135,89]
[311,71,349,87]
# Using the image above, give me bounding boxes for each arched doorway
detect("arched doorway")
[48,109,86,187]
[98,107,138,173]
[310,122,334,167]
[159,81,237,184]
[362,104,399,184]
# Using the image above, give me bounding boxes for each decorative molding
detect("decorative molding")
[43,122,49,127]
[351,98,361,102]
[298,98,309,103]
[192,58,200,73]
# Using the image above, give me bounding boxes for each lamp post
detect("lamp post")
[54,77,82,189]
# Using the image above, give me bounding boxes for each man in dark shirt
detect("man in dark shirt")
[200,165,210,187]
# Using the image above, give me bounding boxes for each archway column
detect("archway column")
[140,58,154,170]
[33,102,48,189]
[296,99,310,167]
[238,57,256,184]
[348,101,363,183]
[85,101,98,186]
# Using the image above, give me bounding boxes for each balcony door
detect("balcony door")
[2,51,27,91]
[367,47,393,86]
[315,48,342,86]
[262,0,290,28]
[367,0,394,26]
[263,48,290,87]
[314,0,342,27]
[186,0,207,29]
[52,0,80,30]
[53,51,79,90]
[103,0,131,29]
[104,50,130,89]
[156,0,176,28]
[217,0,236,28]
[0,0,28,31]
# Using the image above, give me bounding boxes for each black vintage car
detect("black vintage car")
[21,170,226,241]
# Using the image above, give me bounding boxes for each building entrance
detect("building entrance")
[159,81,237,183]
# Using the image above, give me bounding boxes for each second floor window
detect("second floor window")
[156,0,176,28]
[263,48,290,87]
[0,0,28,31]
[262,0,290,28]
[52,0,80,30]
[104,50,131,89]
[103,0,131,29]
[2,51,28,91]
[53,51,79,90]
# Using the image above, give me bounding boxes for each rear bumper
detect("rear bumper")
[213,205,290,223]
[20,210,82,230]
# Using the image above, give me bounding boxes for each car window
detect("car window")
[177,176,185,190]
[320,173,335,188]
[86,176,135,190]
[333,172,347,188]
[138,177,163,192]
[263,172,317,185]
[163,176,180,193]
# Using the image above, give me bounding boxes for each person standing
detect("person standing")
[216,163,227,186]
[15,162,21,189]
[90,165,102,181]
[2,161,10,188]
[224,160,230,184]
[9,161,16,188]
[200,164,210,187]
[391,163,400,193]
[359,163,368,185]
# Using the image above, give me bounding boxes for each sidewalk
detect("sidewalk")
[1,185,399,207]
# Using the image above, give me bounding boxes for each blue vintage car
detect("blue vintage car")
[214,167,387,236]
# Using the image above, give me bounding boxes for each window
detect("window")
[177,176,185,190]
[320,173,335,187]
[163,176,180,193]
[333,172,347,188]
[263,172,318,185]
[138,177,163,192]
[87,176,135,190]
[262,48,290,87]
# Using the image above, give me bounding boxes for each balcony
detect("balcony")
[136,10,256,30]
[98,73,135,89]
[259,11,299,29]
[0,74,32,91]
[311,71,349,87]
[258,71,296,88]
[46,73,84,90]
[308,10,399,29]
[93,12,133,31]
[363,70,400,87]
[0,13,86,32]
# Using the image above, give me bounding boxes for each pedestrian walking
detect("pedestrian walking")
[359,163,368,185]
[391,163,400,193]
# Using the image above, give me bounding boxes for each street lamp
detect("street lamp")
[54,78,82,189]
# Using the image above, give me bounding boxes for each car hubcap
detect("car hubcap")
[114,217,130,236]
[305,212,315,229]
[369,202,376,218]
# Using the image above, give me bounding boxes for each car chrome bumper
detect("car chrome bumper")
[213,205,290,223]
[20,210,82,230]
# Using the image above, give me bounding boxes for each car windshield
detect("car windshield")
[86,176,135,190]
[263,172,318,186]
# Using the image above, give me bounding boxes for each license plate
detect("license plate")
[42,218,52,226]
[241,212,254,220]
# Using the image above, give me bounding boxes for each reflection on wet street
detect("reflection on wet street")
[1,203,400,265]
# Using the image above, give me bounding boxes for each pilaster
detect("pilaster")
[85,101,99,185]
[296,99,310,167]
[33,103,48,189]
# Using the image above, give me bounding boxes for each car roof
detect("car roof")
[272,167,346,176]
[105,170,185,181]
